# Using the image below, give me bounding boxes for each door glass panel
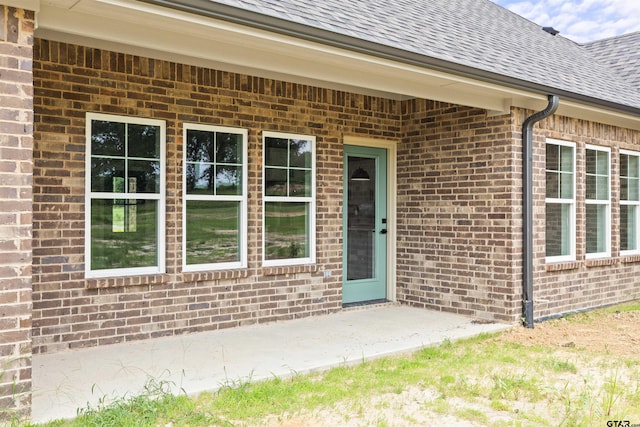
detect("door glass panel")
[347,156,376,280]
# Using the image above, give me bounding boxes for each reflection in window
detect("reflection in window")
[263,132,315,265]
[86,113,165,277]
[183,125,247,270]
[545,140,575,260]
[585,146,610,257]
[621,151,640,253]
[265,202,309,260]
[91,199,158,270]
[265,137,312,197]
[186,130,243,196]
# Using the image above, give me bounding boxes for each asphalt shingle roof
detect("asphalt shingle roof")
[206,0,640,111]
[585,32,640,92]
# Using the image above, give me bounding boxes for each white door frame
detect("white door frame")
[343,135,397,302]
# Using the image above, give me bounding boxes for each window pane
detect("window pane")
[216,133,242,164]
[265,202,309,260]
[560,172,574,199]
[91,158,125,192]
[621,205,637,252]
[128,124,160,159]
[629,155,639,178]
[596,151,609,175]
[586,204,606,254]
[265,168,287,196]
[265,137,289,167]
[586,174,596,199]
[621,177,629,201]
[621,154,629,177]
[90,199,158,270]
[289,169,312,197]
[128,160,160,193]
[186,130,214,163]
[586,149,597,174]
[186,163,214,195]
[216,165,241,195]
[289,139,312,168]
[560,145,573,172]
[546,144,559,171]
[91,120,125,156]
[546,171,559,198]
[629,178,640,202]
[546,202,571,257]
[185,200,240,265]
[596,176,608,200]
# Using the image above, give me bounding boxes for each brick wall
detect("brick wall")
[31,37,640,355]
[521,109,640,318]
[32,39,403,353]
[0,6,34,421]
[395,100,522,322]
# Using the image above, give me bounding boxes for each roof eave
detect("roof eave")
[141,0,640,117]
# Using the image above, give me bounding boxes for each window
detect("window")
[545,139,575,261]
[183,125,247,271]
[620,150,640,254]
[263,132,316,266]
[85,113,165,278]
[585,145,610,258]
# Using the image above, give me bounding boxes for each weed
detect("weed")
[0,357,30,426]
[490,399,511,412]
[602,369,621,416]
[455,407,488,424]
[543,358,578,374]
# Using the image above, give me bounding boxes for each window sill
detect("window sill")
[261,264,318,276]
[621,254,640,264]
[545,261,581,272]
[182,269,249,283]
[585,257,618,268]
[85,274,171,289]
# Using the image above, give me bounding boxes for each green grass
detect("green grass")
[17,302,640,427]
[542,358,578,374]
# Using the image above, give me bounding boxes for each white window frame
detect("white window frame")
[85,113,166,278]
[585,144,611,259]
[262,131,316,267]
[620,149,640,256]
[545,138,576,263]
[182,124,248,272]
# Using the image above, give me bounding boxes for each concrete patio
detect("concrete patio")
[32,304,511,423]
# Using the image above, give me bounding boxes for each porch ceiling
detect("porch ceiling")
[27,0,640,129]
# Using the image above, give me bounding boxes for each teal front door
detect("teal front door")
[343,145,387,304]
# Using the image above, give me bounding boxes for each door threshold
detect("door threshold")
[342,299,394,310]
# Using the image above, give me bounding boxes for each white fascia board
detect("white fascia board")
[557,99,640,131]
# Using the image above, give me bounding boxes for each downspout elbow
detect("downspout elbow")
[522,95,559,328]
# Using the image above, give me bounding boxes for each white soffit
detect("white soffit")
[36,0,539,112]
[5,0,40,11]
[33,0,640,129]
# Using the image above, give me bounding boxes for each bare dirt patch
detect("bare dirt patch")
[497,310,640,359]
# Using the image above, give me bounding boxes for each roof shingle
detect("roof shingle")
[585,32,640,92]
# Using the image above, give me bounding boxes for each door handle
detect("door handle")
[380,229,387,234]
